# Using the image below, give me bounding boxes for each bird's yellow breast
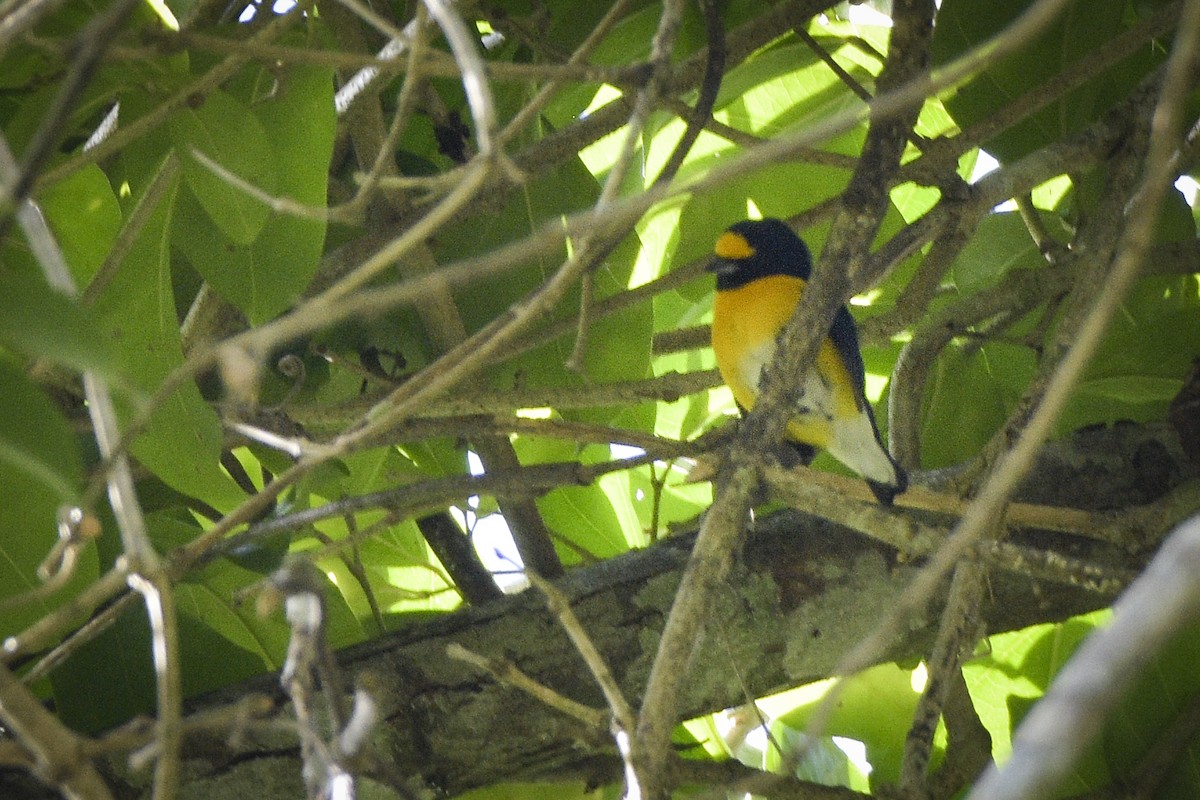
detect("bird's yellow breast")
[711,275,860,447]
[712,275,802,409]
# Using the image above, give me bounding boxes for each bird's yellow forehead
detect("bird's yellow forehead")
[714,230,754,260]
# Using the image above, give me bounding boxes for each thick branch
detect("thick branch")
[59,421,1191,800]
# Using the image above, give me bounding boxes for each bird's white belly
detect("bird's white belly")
[739,339,835,422]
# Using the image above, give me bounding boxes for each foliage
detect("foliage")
[0,0,1198,798]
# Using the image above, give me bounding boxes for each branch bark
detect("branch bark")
[4,422,1181,800]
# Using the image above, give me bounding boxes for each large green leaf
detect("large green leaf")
[49,589,157,733]
[0,359,81,504]
[450,781,596,800]
[155,512,289,671]
[171,88,276,246]
[972,612,1200,797]
[0,359,98,640]
[50,506,361,733]
[432,153,653,428]
[949,212,1054,294]
[0,268,116,375]
[1099,618,1200,798]
[931,0,1162,162]
[536,482,631,562]
[614,453,710,542]
[962,611,1110,791]
[90,166,243,510]
[1058,274,1200,434]
[920,342,1036,469]
[175,61,334,324]
[244,62,336,322]
[770,663,924,787]
[307,448,459,619]
[37,163,123,285]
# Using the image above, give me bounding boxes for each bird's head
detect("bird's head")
[707,218,813,291]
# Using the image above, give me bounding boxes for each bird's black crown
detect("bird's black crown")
[707,218,814,291]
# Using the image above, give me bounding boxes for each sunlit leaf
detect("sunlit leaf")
[37,164,122,285]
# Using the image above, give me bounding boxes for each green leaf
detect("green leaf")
[0,268,117,375]
[172,66,335,322]
[0,359,98,640]
[171,89,276,245]
[451,781,596,800]
[770,663,923,786]
[949,212,1056,295]
[49,591,157,732]
[597,466,650,548]
[300,448,458,619]
[244,63,336,322]
[963,612,1109,767]
[1099,614,1200,795]
[90,164,243,511]
[396,438,469,481]
[932,0,1158,162]
[1029,613,1200,797]
[1058,275,1200,433]
[436,153,653,427]
[509,439,640,558]
[542,2,714,131]
[148,510,289,680]
[652,351,722,443]
[1077,375,1182,404]
[920,343,1036,469]
[762,725,864,790]
[537,483,630,562]
[37,164,123,285]
[174,552,288,667]
[335,519,459,617]
[174,62,333,323]
[50,504,361,732]
[0,359,82,503]
[50,583,275,734]
[715,40,869,137]
[618,460,710,541]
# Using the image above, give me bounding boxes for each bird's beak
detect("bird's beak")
[706,257,738,276]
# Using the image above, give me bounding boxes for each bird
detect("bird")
[707,217,907,505]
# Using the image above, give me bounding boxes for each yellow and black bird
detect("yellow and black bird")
[708,218,907,505]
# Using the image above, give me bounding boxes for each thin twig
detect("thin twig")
[634,462,758,793]
[351,3,433,206]
[2,567,130,665]
[969,512,1200,800]
[565,269,594,374]
[495,0,642,147]
[899,557,987,795]
[526,571,636,732]
[813,0,1199,752]
[214,453,661,560]
[0,662,115,800]
[0,0,141,227]
[445,643,608,729]
[1,131,184,800]
[274,561,355,799]
[36,3,306,190]
[649,0,726,189]
[421,0,497,155]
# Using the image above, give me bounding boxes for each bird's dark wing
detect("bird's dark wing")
[829,305,868,404]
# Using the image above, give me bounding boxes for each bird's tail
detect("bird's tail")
[866,460,907,506]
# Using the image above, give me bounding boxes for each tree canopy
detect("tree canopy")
[1,0,1199,799]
